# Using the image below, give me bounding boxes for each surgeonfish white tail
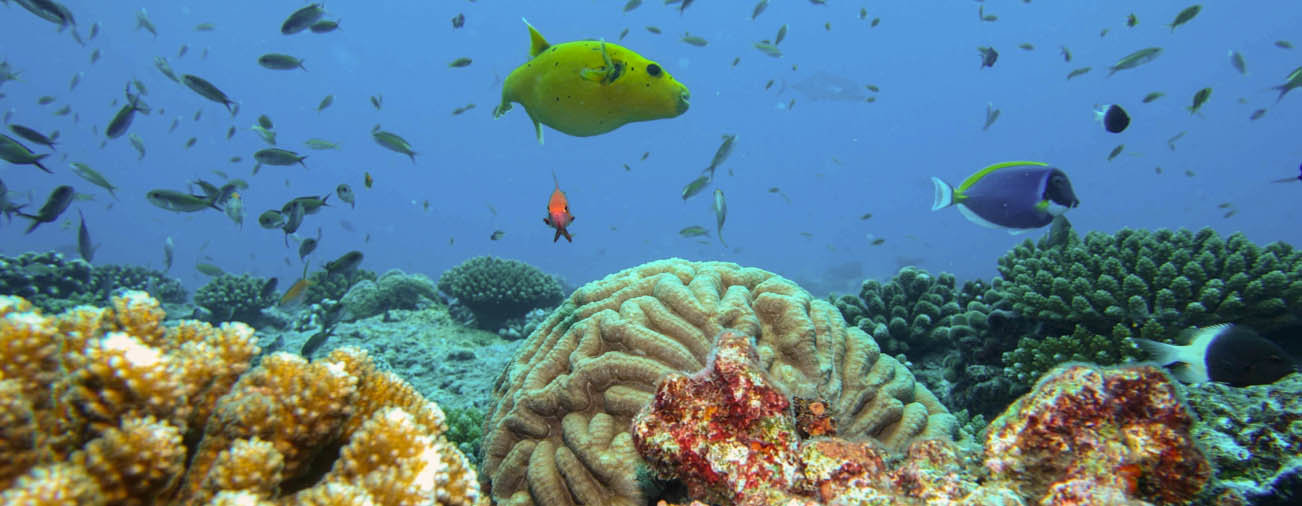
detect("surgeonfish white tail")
[930,177,955,211]
[1129,323,1232,384]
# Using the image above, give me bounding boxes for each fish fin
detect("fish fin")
[579,39,619,84]
[533,115,544,145]
[1007,228,1033,235]
[956,205,1006,230]
[956,160,1048,192]
[492,100,513,119]
[552,228,562,242]
[33,157,53,174]
[523,18,550,57]
[929,177,954,210]
[561,228,573,242]
[1129,337,1210,383]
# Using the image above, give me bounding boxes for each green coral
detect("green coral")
[194,273,275,324]
[996,227,1302,387]
[443,406,484,467]
[831,266,965,357]
[436,256,564,330]
[0,251,99,313]
[91,264,187,304]
[303,267,376,306]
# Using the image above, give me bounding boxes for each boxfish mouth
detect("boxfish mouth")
[676,89,691,114]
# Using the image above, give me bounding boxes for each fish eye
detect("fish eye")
[646,63,662,77]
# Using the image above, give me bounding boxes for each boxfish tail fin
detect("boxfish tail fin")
[930,177,955,211]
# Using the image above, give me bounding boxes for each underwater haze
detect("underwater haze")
[1,0,1300,296]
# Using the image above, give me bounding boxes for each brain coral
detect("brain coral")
[481,259,956,506]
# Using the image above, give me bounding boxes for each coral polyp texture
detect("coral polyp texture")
[997,227,1302,384]
[0,291,485,505]
[632,330,1214,504]
[480,259,955,506]
[436,255,564,330]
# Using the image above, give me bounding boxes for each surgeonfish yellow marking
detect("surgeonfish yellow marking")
[492,19,691,144]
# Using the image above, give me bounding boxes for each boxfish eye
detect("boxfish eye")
[646,63,662,77]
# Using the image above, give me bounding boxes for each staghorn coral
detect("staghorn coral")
[194,273,276,325]
[481,259,955,506]
[437,255,564,330]
[0,291,485,505]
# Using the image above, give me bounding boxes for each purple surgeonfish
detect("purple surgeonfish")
[930,161,1080,233]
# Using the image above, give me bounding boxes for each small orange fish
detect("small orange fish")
[278,277,313,309]
[543,170,574,242]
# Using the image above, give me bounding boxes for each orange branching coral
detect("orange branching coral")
[0,292,486,505]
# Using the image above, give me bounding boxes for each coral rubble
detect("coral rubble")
[0,291,484,504]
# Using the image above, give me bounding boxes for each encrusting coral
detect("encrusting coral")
[480,259,955,506]
[633,330,1213,505]
[0,291,485,505]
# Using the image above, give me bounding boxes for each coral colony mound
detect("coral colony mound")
[2,227,1300,504]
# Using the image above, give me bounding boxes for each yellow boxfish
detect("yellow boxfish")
[493,19,691,144]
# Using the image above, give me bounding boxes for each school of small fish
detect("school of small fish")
[0,0,1296,306]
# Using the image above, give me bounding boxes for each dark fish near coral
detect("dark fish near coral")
[260,277,279,301]
[1131,324,1297,387]
[451,13,465,28]
[930,161,1080,233]
[1095,104,1130,133]
[19,184,74,234]
[181,74,235,114]
[978,46,998,68]
[76,210,93,262]
[281,3,326,35]
[325,250,363,276]
[162,236,174,271]
[299,235,318,261]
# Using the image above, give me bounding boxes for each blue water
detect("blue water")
[2,1,1299,296]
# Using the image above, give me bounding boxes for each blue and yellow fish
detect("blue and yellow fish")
[931,161,1080,233]
[493,19,691,144]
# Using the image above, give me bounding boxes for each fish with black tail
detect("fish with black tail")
[1130,324,1297,386]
